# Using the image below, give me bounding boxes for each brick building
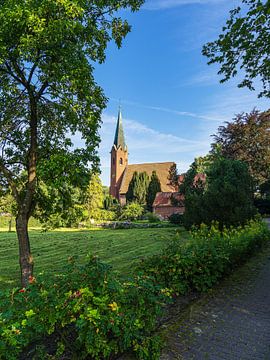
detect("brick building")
[153,192,185,219]
[109,110,181,215]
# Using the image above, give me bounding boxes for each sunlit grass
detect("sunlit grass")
[0,227,189,290]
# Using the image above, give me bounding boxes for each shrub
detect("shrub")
[120,202,144,221]
[144,212,161,223]
[0,257,170,360]
[168,213,183,225]
[137,219,270,294]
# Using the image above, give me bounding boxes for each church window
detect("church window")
[120,158,123,165]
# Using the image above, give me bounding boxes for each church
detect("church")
[109,110,185,218]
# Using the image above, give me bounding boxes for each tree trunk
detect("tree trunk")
[16,212,33,287]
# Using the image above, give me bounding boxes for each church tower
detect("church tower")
[110,109,128,200]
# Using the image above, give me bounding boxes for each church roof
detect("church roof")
[113,109,126,149]
[119,162,176,194]
[153,192,184,208]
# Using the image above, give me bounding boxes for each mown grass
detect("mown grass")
[0,227,189,290]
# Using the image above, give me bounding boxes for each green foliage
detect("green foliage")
[146,171,161,210]
[36,183,85,228]
[182,157,256,229]
[168,213,183,225]
[126,172,150,205]
[144,212,161,223]
[168,164,179,188]
[85,173,104,220]
[211,110,270,185]
[121,202,144,221]
[138,219,270,294]
[103,194,119,210]
[203,0,270,98]
[0,257,168,359]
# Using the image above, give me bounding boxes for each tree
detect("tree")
[211,110,270,185]
[85,172,104,220]
[0,0,144,286]
[36,182,85,228]
[0,192,16,231]
[168,163,178,189]
[202,0,270,98]
[147,171,161,210]
[126,171,149,205]
[182,158,256,229]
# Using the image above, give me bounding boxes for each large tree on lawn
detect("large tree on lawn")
[0,0,143,286]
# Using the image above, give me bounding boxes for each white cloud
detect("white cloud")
[110,98,222,122]
[144,0,227,10]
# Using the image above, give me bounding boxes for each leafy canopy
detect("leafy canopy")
[211,109,270,185]
[203,0,270,98]
[0,0,144,212]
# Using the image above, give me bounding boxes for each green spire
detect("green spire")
[113,108,126,149]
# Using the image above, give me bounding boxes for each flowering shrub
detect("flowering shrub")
[0,257,170,359]
[137,219,270,293]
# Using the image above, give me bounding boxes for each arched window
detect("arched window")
[119,158,123,165]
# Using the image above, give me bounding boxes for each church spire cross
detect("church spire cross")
[113,107,126,149]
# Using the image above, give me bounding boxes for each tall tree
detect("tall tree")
[85,172,103,220]
[147,171,161,210]
[183,158,256,229]
[203,0,270,98]
[0,0,144,286]
[211,110,270,185]
[126,171,149,205]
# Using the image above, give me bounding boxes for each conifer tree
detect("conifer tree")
[126,171,149,205]
[147,171,161,210]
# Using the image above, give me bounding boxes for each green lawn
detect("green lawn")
[0,227,189,290]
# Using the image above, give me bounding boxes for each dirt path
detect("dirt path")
[160,225,270,360]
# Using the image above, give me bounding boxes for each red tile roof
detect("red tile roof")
[153,192,184,207]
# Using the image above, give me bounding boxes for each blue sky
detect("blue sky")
[90,0,269,185]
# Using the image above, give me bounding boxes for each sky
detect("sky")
[88,0,269,185]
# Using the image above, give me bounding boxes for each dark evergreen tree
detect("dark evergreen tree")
[147,171,161,210]
[168,164,179,189]
[183,158,256,229]
[126,171,138,203]
[126,171,149,205]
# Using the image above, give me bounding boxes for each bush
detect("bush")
[120,202,144,221]
[168,213,183,225]
[137,219,270,294]
[144,212,161,223]
[0,257,170,360]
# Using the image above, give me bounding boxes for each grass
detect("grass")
[0,226,189,290]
